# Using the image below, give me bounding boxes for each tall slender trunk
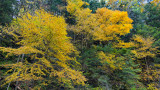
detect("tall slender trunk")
[74,32,76,44]
[145,57,149,83]
[15,54,24,90]
[81,34,83,53]
[106,83,110,90]
[7,55,21,90]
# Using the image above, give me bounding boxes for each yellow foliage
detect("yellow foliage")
[151,0,160,5]
[140,8,144,13]
[66,0,133,49]
[66,0,89,15]
[52,66,86,86]
[131,35,159,89]
[98,51,116,70]
[131,35,158,58]
[140,67,159,82]
[93,8,133,41]
[0,9,86,87]
[66,0,132,72]
[141,67,159,90]
[114,40,135,48]
[15,9,76,61]
[69,8,97,35]
[98,51,125,70]
[154,64,160,68]
[66,0,98,38]
[1,62,46,86]
[0,46,43,57]
[147,83,158,90]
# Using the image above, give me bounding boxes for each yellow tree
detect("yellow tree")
[131,35,159,89]
[66,0,137,88]
[93,7,133,42]
[131,35,158,58]
[66,0,99,50]
[66,0,133,49]
[0,9,86,89]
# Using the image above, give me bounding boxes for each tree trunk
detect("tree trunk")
[15,54,24,90]
[7,55,21,90]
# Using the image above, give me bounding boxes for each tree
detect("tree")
[132,2,160,46]
[0,9,86,89]
[66,0,133,50]
[66,0,143,89]
[131,35,159,89]
[93,7,133,42]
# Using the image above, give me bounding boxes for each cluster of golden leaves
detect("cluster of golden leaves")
[93,7,133,41]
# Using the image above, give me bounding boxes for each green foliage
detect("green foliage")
[136,24,160,46]
[144,3,160,28]
[0,0,160,89]
[103,48,143,89]
[112,51,143,89]
[131,3,160,46]
[79,45,143,89]
[83,0,106,13]
[0,0,17,25]
[48,0,66,11]
[78,45,103,87]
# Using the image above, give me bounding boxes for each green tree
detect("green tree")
[0,0,18,25]
[144,3,160,28]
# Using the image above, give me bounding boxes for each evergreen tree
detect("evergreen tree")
[0,0,17,25]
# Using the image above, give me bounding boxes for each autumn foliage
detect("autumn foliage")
[0,9,86,89]
[0,0,160,89]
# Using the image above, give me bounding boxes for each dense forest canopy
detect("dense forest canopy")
[0,0,160,89]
